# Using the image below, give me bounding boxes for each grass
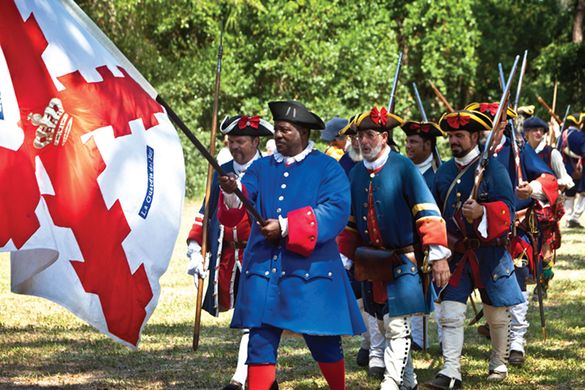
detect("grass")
[1,200,584,389]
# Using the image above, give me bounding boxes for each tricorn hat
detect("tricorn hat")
[566,113,583,127]
[401,121,445,139]
[355,106,404,132]
[517,105,535,117]
[439,110,493,133]
[220,115,274,136]
[523,116,549,133]
[268,100,325,130]
[464,102,518,121]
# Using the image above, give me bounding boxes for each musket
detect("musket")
[536,95,562,125]
[470,55,520,201]
[498,61,524,184]
[157,25,264,352]
[548,81,558,146]
[428,80,455,113]
[513,50,528,112]
[412,82,442,168]
[194,23,223,352]
[387,51,403,113]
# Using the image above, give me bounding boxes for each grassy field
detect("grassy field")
[1,200,584,389]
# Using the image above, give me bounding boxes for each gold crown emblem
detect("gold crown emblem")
[29,98,73,149]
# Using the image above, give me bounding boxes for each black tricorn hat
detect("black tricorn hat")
[220,115,274,136]
[439,110,493,133]
[355,106,404,132]
[268,100,325,130]
[401,121,445,139]
[464,102,518,121]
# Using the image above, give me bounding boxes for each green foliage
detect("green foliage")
[76,0,583,197]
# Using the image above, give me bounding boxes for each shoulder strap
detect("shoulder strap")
[442,156,480,213]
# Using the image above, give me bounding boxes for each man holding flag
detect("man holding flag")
[186,114,273,390]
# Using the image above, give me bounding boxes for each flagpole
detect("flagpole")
[194,23,223,352]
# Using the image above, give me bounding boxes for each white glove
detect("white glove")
[340,253,353,271]
[186,241,208,281]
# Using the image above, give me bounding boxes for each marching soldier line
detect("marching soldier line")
[186,95,584,389]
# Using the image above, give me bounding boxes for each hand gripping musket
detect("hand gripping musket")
[470,55,519,202]
[157,26,264,352]
[412,82,442,168]
[428,80,455,113]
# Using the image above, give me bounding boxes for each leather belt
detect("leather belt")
[453,237,509,254]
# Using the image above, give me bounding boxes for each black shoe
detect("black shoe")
[424,374,462,389]
[566,219,584,229]
[270,381,279,390]
[508,349,525,366]
[368,366,385,380]
[477,324,491,339]
[356,347,369,367]
[222,381,243,390]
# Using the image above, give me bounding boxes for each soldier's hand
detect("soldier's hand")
[218,173,238,194]
[431,259,451,288]
[260,219,282,241]
[516,181,533,200]
[186,241,207,289]
[462,199,484,221]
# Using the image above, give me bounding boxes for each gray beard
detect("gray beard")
[362,143,383,162]
[348,145,363,162]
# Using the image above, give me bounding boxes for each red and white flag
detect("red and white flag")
[0,0,185,347]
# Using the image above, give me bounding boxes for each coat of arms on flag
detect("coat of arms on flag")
[0,0,185,347]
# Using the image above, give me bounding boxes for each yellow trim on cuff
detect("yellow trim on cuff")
[411,203,441,216]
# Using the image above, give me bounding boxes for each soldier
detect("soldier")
[465,103,558,367]
[218,100,365,390]
[337,117,387,378]
[524,116,573,296]
[337,107,451,390]
[186,114,273,390]
[322,116,348,161]
[425,110,524,389]
[559,113,585,228]
[400,120,446,351]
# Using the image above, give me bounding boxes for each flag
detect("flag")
[0,0,185,347]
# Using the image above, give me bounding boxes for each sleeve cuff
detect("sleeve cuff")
[477,206,488,238]
[278,216,289,238]
[428,244,451,262]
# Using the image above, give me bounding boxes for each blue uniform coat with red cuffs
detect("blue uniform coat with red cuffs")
[562,127,585,194]
[493,138,558,277]
[432,156,524,307]
[337,151,448,318]
[218,151,366,336]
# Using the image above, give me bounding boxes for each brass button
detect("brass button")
[328,272,333,277]
[281,271,286,276]
[272,268,277,273]
[363,216,367,221]
[307,210,312,216]
[276,208,282,213]
[363,202,368,208]
[284,172,289,177]
[281,184,287,189]
[273,255,278,260]
[278,196,284,201]
[397,269,402,274]
[309,236,315,241]
[411,267,416,272]
[310,221,315,226]
[305,273,310,278]
[264,271,270,276]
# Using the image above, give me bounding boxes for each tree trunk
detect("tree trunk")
[573,0,584,44]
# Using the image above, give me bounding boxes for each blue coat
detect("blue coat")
[432,156,524,307]
[224,150,366,336]
[493,138,554,211]
[564,127,585,193]
[348,151,446,317]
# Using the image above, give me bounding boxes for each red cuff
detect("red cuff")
[217,186,248,228]
[336,226,360,258]
[416,217,448,247]
[535,173,559,205]
[187,215,204,243]
[476,201,510,241]
[286,206,318,257]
